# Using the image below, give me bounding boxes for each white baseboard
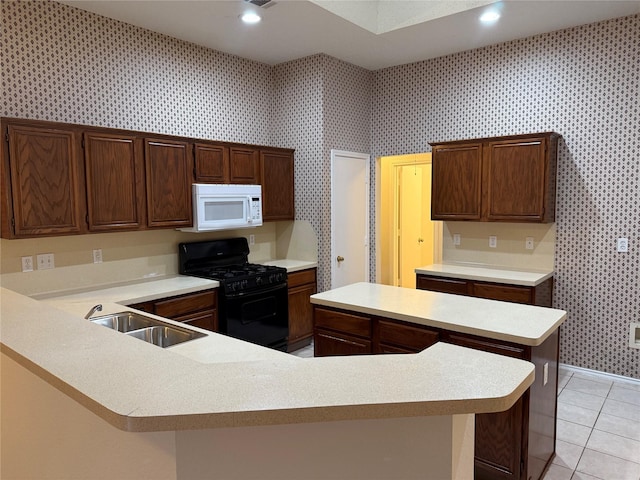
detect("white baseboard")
[559,363,640,386]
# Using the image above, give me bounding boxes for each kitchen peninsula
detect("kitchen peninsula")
[311,282,566,480]
[1,280,536,480]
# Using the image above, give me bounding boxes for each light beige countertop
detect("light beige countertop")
[262,259,317,272]
[1,280,534,433]
[311,282,566,346]
[414,263,553,286]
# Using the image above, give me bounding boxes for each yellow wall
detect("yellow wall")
[379,153,441,286]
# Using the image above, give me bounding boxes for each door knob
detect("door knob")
[336,256,345,262]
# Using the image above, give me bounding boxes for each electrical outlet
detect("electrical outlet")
[93,249,103,264]
[249,234,255,246]
[617,237,629,253]
[21,256,34,272]
[489,236,497,248]
[525,237,534,250]
[36,253,55,270]
[453,234,461,246]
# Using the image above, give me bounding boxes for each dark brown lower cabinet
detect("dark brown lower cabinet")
[416,274,553,307]
[129,289,218,332]
[287,268,317,352]
[313,305,559,480]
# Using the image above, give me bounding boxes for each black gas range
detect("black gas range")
[179,238,289,351]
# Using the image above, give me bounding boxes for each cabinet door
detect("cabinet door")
[260,150,294,221]
[431,143,482,220]
[314,330,372,357]
[287,269,317,351]
[144,138,193,228]
[484,137,548,222]
[194,143,229,183]
[5,124,84,237]
[229,146,259,184]
[84,132,145,231]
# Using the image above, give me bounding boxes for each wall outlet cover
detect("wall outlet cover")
[525,237,534,250]
[489,236,497,248]
[21,256,34,272]
[453,234,461,246]
[617,237,629,253]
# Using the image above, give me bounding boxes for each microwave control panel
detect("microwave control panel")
[251,197,262,222]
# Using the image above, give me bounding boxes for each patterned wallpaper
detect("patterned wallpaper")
[1,0,273,144]
[371,15,640,378]
[272,54,371,291]
[2,0,638,378]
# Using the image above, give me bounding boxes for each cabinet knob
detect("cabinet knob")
[418,238,424,243]
[336,256,345,262]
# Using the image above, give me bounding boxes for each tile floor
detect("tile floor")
[290,344,640,480]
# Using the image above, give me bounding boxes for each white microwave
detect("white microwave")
[181,184,263,232]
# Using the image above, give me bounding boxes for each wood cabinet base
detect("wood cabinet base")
[313,305,559,480]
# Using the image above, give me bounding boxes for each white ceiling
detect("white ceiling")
[58,0,640,70]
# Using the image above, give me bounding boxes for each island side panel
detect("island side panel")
[0,353,177,480]
[175,414,475,480]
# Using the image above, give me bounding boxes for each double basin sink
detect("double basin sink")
[90,311,206,348]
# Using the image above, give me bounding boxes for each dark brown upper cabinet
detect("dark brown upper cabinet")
[229,146,260,184]
[431,142,482,220]
[83,132,145,231]
[194,142,229,184]
[144,138,193,228]
[2,121,85,237]
[260,149,295,221]
[431,132,559,223]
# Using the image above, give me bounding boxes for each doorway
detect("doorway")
[330,150,371,289]
[378,153,442,288]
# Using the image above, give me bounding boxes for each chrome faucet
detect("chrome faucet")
[84,304,103,319]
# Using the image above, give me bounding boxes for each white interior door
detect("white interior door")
[331,150,370,289]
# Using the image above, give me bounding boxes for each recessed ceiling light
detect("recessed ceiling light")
[479,10,500,24]
[240,12,261,24]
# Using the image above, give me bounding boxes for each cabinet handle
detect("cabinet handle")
[336,256,345,262]
[418,238,424,243]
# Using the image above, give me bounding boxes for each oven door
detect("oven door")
[220,283,289,351]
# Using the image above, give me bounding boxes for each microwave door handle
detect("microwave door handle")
[247,196,252,223]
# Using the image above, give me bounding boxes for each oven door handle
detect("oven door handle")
[224,282,287,298]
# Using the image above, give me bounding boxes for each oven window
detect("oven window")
[204,200,244,221]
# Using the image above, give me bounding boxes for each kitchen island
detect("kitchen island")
[311,282,566,480]
[0,280,535,480]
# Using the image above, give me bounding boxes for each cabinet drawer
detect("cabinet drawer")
[315,330,372,356]
[175,309,217,332]
[314,307,371,339]
[416,275,469,295]
[471,283,532,304]
[378,320,439,352]
[154,290,217,318]
[444,332,527,359]
[287,268,316,288]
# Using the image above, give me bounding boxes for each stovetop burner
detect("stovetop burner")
[179,239,287,293]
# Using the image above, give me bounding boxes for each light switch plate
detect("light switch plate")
[489,236,497,248]
[453,234,461,246]
[36,253,55,270]
[93,249,103,263]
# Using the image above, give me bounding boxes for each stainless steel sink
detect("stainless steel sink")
[90,312,157,332]
[125,325,203,348]
[90,311,206,347]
